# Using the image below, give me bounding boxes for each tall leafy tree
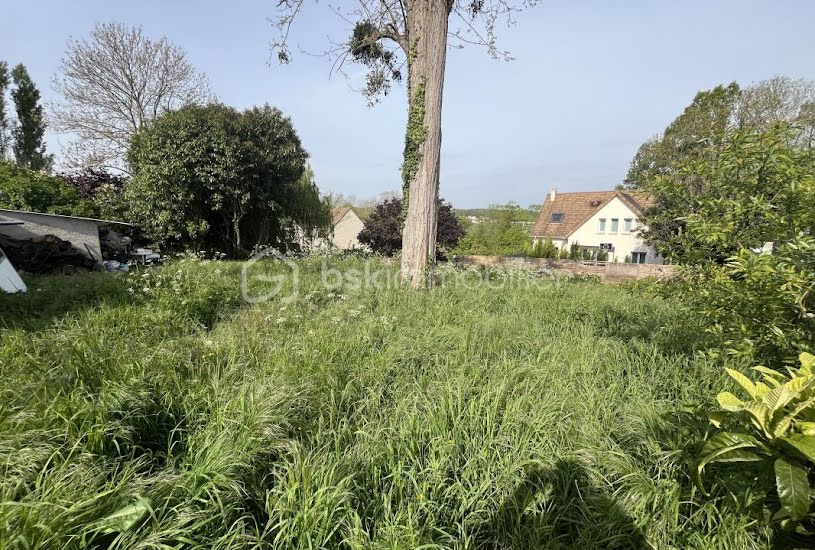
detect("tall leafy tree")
[127,103,330,257]
[271,0,540,287]
[628,78,815,259]
[0,62,9,159]
[10,64,50,171]
[624,83,741,189]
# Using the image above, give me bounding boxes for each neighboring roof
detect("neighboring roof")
[0,209,133,227]
[331,206,354,226]
[530,191,652,238]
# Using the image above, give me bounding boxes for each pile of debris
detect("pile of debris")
[100,227,132,262]
[0,234,99,275]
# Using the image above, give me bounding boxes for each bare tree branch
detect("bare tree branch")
[51,22,213,172]
[269,0,538,105]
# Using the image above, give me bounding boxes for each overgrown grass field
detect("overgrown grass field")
[0,257,770,548]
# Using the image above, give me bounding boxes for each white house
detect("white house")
[330,206,366,250]
[530,189,663,264]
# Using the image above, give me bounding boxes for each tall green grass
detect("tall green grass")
[0,257,769,548]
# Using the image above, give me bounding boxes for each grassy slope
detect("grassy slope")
[0,258,768,549]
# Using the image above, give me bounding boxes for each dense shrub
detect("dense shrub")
[0,160,94,216]
[455,203,529,256]
[647,127,815,364]
[127,103,330,257]
[357,196,464,256]
[58,170,129,220]
[524,237,557,258]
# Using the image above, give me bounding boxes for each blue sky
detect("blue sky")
[2,1,814,208]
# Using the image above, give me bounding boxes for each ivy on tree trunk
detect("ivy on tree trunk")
[270,0,540,288]
[400,0,449,288]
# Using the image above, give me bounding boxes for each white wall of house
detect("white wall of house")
[331,210,365,250]
[535,197,662,263]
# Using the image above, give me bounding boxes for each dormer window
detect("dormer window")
[550,213,564,223]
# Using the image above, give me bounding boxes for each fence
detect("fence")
[455,255,677,282]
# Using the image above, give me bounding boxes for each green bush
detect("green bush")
[525,238,557,258]
[0,160,94,216]
[648,127,815,364]
[569,241,581,260]
[696,353,815,544]
[127,103,330,257]
[674,239,815,364]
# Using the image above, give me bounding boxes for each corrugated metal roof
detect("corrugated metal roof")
[0,209,133,226]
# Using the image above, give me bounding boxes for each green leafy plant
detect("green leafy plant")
[696,352,815,532]
[524,238,557,258]
[454,203,530,256]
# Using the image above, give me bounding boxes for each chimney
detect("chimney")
[549,188,557,202]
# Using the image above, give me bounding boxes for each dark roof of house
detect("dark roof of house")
[331,206,354,225]
[530,191,653,238]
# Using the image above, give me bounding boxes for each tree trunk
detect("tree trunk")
[400,0,449,288]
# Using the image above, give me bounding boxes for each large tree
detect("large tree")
[0,62,9,159]
[624,83,741,189]
[271,0,539,287]
[626,77,815,260]
[52,22,212,172]
[127,103,330,257]
[653,126,815,363]
[10,64,50,171]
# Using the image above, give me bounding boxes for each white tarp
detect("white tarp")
[0,247,26,293]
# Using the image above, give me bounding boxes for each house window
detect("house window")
[610,218,619,233]
[598,218,606,232]
[623,218,633,233]
[550,213,564,223]
[632,252,647,264]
